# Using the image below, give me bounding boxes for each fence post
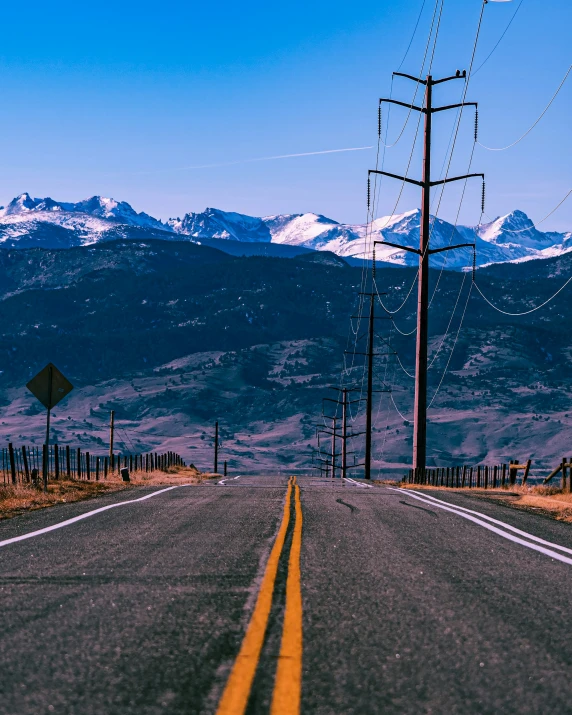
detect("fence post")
[104,456,108,479]
[522,459,531,485]
[54,444,59,480]
[8,443,17,484]
[95,456,100,481]
[22,446,30,482]
[86,452,91,481]
[562,458,567,492]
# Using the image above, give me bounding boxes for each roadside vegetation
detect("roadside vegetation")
[0,465,211,520]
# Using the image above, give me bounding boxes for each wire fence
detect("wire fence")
[404,458,572,492]
[1,443,185,486]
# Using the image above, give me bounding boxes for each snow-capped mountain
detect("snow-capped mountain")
[0,192,569,269]
[166,207,271,242]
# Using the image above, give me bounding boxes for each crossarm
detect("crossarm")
[368,169,423,187]
[392,71,427,85]
[379,98,424,113]
[432,101,477,114]
[428,243,475,256]
[429,172,484,187]
[374,239,421,255]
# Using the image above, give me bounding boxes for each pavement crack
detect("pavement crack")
[399,500,438,517]
[336,499,358,513]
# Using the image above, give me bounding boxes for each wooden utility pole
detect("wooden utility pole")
[322,388,366,481]
[42,364,53,493]
[330,416,338,480]
[370,69,483,470]
[109,410,115,466]
[365,295,375,479]
[341,388,347,480]
[214,421,219,474]
[347,293,390,479]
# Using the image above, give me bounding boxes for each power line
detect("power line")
[473,276,572,316]
[472,0,525,76]
[396,0,428,71]
[478,64,572,151]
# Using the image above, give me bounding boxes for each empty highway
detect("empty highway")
[0,475,571,714]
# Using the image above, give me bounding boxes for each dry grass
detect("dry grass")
[393,482,572,523]
[0,466,213,520]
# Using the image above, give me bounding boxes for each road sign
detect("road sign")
[26,363,74,410]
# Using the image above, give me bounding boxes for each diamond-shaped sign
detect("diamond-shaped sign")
[26,363,74,410]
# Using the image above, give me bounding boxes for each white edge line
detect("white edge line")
[388,488,572,566]
[401,488,572,556]
[345,477,373,489]
[0,485,190,549]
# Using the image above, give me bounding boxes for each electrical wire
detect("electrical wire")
[473,276,572,316]
[428,281,474,407]
[478,64,572,151]
[397,0,428,70]
[472,0,524,76]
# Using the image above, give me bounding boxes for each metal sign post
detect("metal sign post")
[26,363,74,492]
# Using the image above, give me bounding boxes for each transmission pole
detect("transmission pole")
[370,69,483,470]
[322,388,365,481]
[346,293,391,479]
[214,420,219,474]
[109,410,115,468]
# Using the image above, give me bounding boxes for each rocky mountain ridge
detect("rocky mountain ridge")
[1,192,570,269]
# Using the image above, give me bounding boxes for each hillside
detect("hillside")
[0,240,571,473]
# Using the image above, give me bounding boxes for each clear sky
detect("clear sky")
[0,0,570,230]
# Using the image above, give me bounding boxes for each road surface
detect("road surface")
[0,475,571,714]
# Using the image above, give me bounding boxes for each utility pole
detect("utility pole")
[214,421,219,474]
[347,293,391,479]
[341,388,347,480]
[365,295,375,480]
[322,388,366,481]
[42,364,53,493]
[370,69,483,470]
[330,417,338,479]
[109,410,115,468]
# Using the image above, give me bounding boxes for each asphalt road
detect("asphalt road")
[0,475,571,714]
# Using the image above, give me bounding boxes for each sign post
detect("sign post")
[26,363,74,492]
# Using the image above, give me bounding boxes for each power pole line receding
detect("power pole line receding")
[371,69,483,470]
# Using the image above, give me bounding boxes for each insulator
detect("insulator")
[481,179,486,213]
[378,104,382,138]
[472,247,477,281]
[474,108,479,142]
[372,247,376,279]
[367,175,371,210]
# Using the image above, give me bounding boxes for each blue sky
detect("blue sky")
[0,0,570,229]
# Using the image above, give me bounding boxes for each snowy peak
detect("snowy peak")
[0,193,166,230]
[0,193,569,269]
[168,207,271,243]
[477,209,556,251]
[263,213,340,246]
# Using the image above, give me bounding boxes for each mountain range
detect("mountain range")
[1,192,570,269]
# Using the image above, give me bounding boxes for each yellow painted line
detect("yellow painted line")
[216,477,294,715]
[271,478,304,715]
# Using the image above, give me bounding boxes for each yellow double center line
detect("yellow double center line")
[216,476,304,715]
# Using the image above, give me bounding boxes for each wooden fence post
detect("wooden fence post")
[522,459,531,485]
[8,443,17,484]
[22,446,30,482]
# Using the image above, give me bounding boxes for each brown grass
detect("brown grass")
[0,466,213,520]
[392,482,572,523]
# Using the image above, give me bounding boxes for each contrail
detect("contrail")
[129,146,374,175]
